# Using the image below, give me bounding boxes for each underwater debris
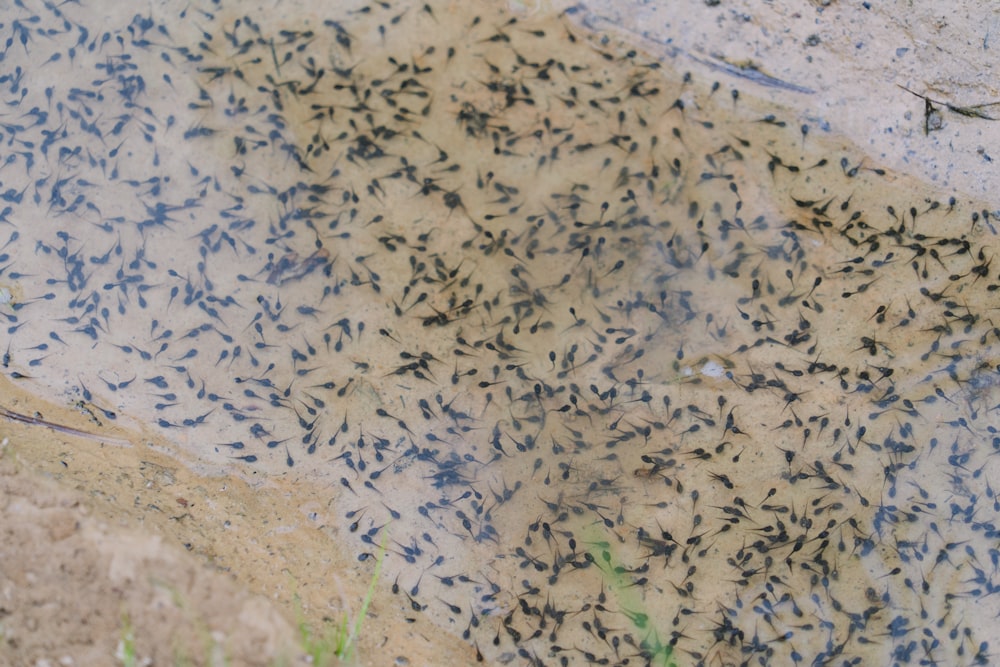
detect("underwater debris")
[898,84,1000,136]
[689,53,816,94]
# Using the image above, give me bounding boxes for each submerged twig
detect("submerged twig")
[0,405,132,446]
[898,84,999,135]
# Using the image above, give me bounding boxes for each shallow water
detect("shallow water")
[2,1,1000,665]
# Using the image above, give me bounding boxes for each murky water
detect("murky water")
[3,0,999,665]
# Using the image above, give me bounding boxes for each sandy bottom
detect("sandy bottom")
[1,1,999,667]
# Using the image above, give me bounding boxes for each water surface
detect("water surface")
[2,1,999,665]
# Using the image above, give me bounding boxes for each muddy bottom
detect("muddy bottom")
[2,1,999,666]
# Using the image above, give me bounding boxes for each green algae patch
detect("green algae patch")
[582,526,678,667]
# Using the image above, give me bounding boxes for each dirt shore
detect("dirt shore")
[0,373,475,666]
